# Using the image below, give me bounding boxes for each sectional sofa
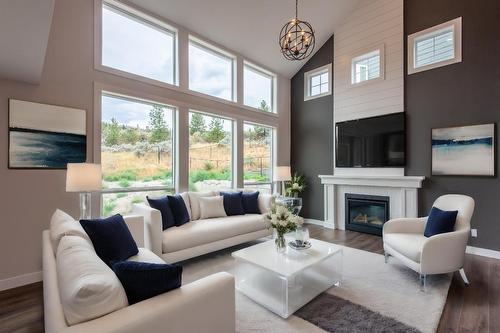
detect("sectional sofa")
[133,190,274,263]
[43,210,235,333]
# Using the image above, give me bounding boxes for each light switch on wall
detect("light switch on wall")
[471,229,478,238]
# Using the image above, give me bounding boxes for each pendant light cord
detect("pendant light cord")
[295,0,298,19]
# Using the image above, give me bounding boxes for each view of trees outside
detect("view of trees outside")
[243,120,273,194]
[101,94,174,216]
[189,112,233,191]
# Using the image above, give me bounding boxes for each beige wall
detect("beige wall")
[0,0,290,285]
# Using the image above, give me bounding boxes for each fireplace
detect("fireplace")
[345,193,390,236]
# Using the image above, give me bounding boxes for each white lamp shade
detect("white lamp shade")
[274,166,291,181]
[66,163,102,192]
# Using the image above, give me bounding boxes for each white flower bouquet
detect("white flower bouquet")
[265,203,304,252]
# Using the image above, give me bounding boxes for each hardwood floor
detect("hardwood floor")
[0,225,498,333]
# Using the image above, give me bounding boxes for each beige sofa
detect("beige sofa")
[133,191,273,263]
[43,212,235,333]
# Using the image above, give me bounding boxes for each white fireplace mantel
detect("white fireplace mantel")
[318,175,425,230]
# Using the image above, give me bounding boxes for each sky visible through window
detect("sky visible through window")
[244,66,272,110]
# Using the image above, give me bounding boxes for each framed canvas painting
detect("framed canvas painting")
[432,123,496,176]
[8,99,86,169]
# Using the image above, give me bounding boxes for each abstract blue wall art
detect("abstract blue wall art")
[9,99,86,169]
[432,123,495,176]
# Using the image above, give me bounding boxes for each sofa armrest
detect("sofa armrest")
[383,217,427,236]
[420,229,469,274]
[123,215,145,248]
[132,204,162,256]
[61,272,235,333]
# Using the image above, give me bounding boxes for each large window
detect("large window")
[408,17,462,74]
[351,47,383,85]
[189,38,235,101]
[243,123,274,194]
[244,63,275,112]
[189,111,233,191]
[101,0,176,84]
[101,93,175,215]
[304,64,332,101]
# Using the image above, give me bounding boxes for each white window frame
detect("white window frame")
[188,36,237,103]
[98,0,179,87]
[243,61,277,113]
[99,91,177,216]
[242,121,276,192]
[304,63,332,101]
[408,17,462,75]
[350,45,385,86]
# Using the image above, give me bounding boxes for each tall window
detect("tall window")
[351,48,382,85]
[101,0,176,84]
[189,38,235,101]
[101,93,175,216]
[304,64,332,101]
[189,111,233,191]
[408,17,462,74]
[244,63,275,112]
[243,123,274,194]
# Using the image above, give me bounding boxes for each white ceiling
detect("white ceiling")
[130,0,362,78]
[0,0,55,84]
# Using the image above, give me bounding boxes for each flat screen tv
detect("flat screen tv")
[336,113,405,167]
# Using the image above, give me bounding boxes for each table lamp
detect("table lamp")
[66,163,102,219]
[274,166,291,196]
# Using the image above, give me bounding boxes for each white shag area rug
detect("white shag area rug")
[181,240,451,333]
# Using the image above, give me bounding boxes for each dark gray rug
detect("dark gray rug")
[295,293,421,333]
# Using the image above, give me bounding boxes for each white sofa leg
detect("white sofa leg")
[459,268,470,285]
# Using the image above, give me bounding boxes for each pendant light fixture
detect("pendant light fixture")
[279,0,315,61]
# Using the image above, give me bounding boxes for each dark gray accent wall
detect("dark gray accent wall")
[405,0,500,250]
[291,36,333,220]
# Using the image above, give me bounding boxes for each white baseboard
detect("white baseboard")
[466,246,500,259]
[304,218,324,226]
[0,271,42,291]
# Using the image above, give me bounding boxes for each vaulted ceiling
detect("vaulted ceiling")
[130,0,363,78]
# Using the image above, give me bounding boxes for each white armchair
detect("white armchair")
[383,194,475,288]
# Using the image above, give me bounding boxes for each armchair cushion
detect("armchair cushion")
[384,233,427,263]
[80,214,139,266]
[424,207,458,237]
[112,261,182,305]
[147,196,176,230]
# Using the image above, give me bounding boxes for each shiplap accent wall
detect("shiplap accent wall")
[333,0,404,176]
[333,0,403,123]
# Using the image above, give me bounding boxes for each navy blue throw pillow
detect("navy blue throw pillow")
[80,214,138,266]
[147,196,175,230]
[424,207,458,237]
[242,191,261,214]
[220,191,245,216]
[167,195,190,226]
[112,261,182,304]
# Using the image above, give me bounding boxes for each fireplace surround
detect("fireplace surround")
[345,193,389,236]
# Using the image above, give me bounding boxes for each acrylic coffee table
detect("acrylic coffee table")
[231,238,343,318]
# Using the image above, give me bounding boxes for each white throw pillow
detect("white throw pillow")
[199,196,227,220]
[56,236,128,325]
[49,209,91,255]
[188,191,215,220]
[179,192,192,220]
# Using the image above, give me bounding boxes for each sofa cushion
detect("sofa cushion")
[424,207,458,237]
[112,261,182,305]
[220,191,245,216]
[162,214,266,253]
[80,214,139,266]
[49,209,91,254]
[180,192,191,219]
[384,233,427,263]
[147,196,176,230]
[242,191,261,214]
[168,195,191,226]
[188,191,215,220]
[258,194,274,214]
[199,196,227,219]
[56,236,128,325]
[127,248,166,264]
